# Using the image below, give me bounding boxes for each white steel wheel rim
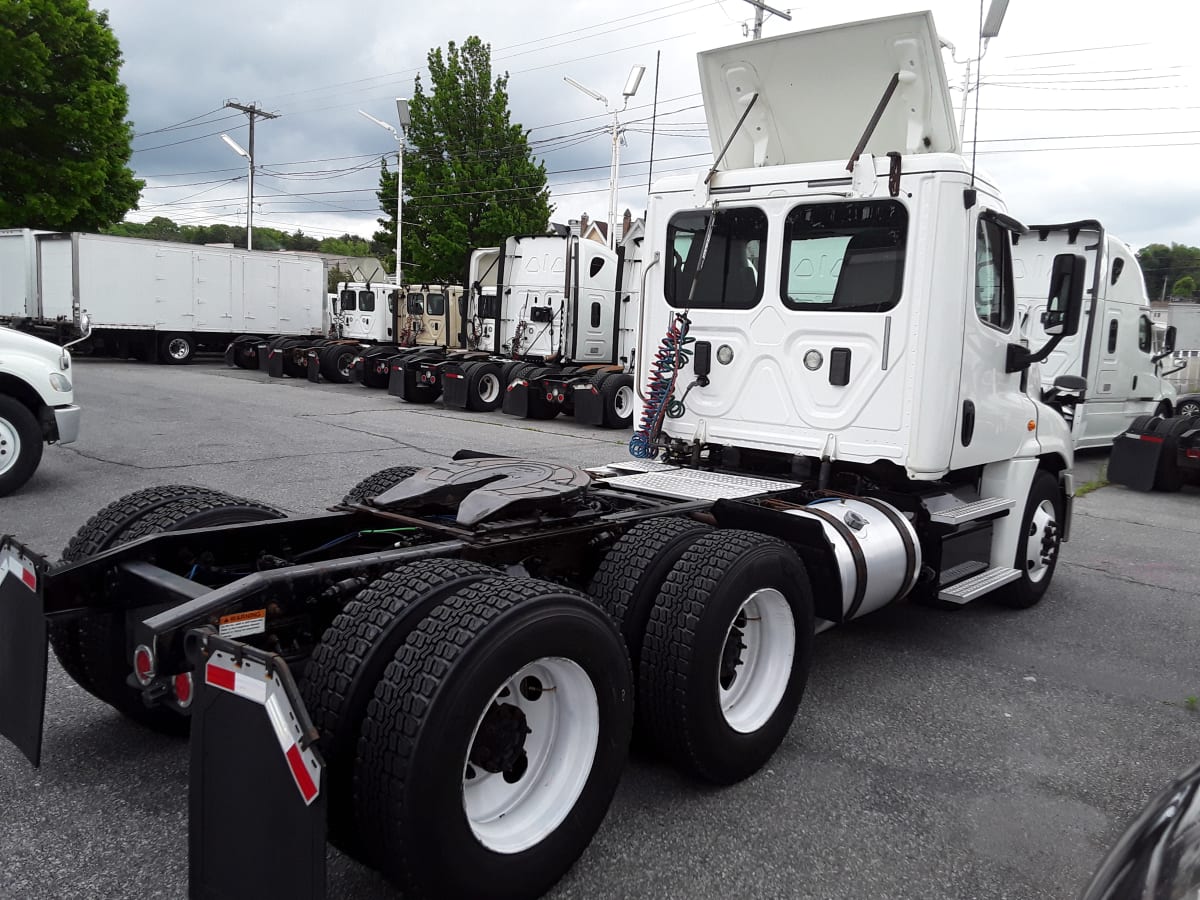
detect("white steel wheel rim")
[336,352,354,377]
[463,656,599,855]
[718,588,796,734]
[478,372,501,405]
[167,338,190,359]
[0,417,19,476]
[1025,500,1058,584]
[614,384,634,418]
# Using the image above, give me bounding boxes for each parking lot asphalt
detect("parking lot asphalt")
[1,359,1196,900]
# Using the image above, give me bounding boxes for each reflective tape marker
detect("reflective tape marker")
[205,662,268,704]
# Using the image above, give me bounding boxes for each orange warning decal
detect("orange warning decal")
[218,608,267,638]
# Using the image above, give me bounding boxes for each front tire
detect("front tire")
[639,530,814,784]
[994,469,1063,609]
[354,575,633,899]
[0,395,43,497]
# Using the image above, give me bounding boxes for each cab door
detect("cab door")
[949,214,1036,469]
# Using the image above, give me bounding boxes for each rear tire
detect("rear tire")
[59,488,283,732]
[342,465,418,505]
[588,517,711,676]
[159,333,195,365]
[0,395,43,497]
[320,344,356,384]
[600,374,635,429]
[993,470,1062,609]
[466,362,504,412]
[354,575,633,898]
[301,559,495,855]
[640,530,814,784]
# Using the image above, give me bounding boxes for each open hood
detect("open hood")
[697,11,958,171]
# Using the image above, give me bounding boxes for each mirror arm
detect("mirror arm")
[1151,350,1175,364]
[1006,333,1066,374]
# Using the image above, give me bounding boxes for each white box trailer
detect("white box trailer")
[0,229,48,321]
[1013,222,1177,447]
[5,232,328,363]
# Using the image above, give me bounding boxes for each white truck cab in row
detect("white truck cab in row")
[0,317,88,495]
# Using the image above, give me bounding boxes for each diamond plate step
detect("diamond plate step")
[929,497,1015,525]
[937,566,1021,604]
[602,468,798,501]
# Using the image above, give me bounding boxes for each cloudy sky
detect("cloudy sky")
[104,0,1199,255]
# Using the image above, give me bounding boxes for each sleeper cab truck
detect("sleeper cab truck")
[1011,222,1178,447]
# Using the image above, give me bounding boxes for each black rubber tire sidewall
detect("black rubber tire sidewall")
[466,362,503,412]
[1179,400,1200,418]
[342,465,418,505]
[369,594,632,899]
[0,395,43,497]
[159,333,194,365]
[600,374,634,428]
[993,470,1063,609]
[320,344,356,383]
[640,531,814,784]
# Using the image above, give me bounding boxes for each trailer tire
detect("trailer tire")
[320,344,357,383]
[0,395,43,497]
[993,470,1063,609]
[599,373,635,429]
[466,362,504,412]
[159,333,195,365]
[588,516,711,676]
[302,559,496,855]
[342,465,419,505]
[640,530,814,784]
[52,490,282,733]
[354,575,633,897]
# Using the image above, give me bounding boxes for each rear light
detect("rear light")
[546,392,555,401]
[1186,449,1200,460]
[1139,434,1164,444]
[173,672,194,708]
[133,644,155,686]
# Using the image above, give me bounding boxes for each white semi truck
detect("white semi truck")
[0,230,328,364]
[1012,222,1178,447]
[0,12,1091,900]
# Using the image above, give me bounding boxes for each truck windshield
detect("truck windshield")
[781,200,907,312]
[358,290,376,312]
[407,293,424,314]
[426,293,446,316]
[665,207,767,309]
[340,289,357,311]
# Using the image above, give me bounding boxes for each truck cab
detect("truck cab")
[0,322,84,494]
[335,282,398,344]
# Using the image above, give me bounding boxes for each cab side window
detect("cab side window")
[975,218,1014,331]
[1138,314,1152,353]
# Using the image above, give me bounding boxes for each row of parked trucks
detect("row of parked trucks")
[0,10,1195,898]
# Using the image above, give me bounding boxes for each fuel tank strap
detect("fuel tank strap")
[803,506,868,618]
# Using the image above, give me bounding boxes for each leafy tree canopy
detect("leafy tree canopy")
[1173,274,1196,299]
[375,36,552,284]
[102,218,375,259]
[0,0,143,230]
[1137,243,1200,302]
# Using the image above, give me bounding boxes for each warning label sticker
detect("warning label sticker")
[218,609,267,639]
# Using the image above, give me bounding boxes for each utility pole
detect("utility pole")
[224,101,279,250]
[741,0,791,39]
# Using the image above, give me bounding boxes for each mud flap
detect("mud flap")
[306,350,322,383]
[256,344,270,371]
[223,343,237,368]
[387,360,411,398]
[442,364,470,408]
[1109,417,1179,492]
[188,633,326,900]
[0,540,48,767]
[573,383,605,426]
[502,380,531,417]
[266,349,285,379]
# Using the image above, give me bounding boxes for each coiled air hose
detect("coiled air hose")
[629,312,693,458]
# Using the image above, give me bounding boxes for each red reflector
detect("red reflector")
[546,393,554,401]
[445,372,462,379]
[206,662,236,693]
[174,672,193,707]
[1139,434,1164,444]
[286,743,319,803]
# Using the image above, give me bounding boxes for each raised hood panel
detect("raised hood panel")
[698,11,958,170]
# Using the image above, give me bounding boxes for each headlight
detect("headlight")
[49,372,72,392]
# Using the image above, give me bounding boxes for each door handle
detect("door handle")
[961,400,975,447]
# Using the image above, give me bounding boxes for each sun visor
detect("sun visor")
[698,11,959,171]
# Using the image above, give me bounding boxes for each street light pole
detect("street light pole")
[564,66,645,250]
[359,98,411,285]
[219,133,252,249]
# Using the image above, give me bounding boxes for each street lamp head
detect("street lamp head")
[396,98,411,130]
[358,109,398,137]
[622,65,646,99]
[982,0,1009,39]
[564,76,607,106]
[220,133,249,159]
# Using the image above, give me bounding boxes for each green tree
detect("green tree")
[0,0,143,230]
[375,36,552,283]
[1173,275,1196,299]
[1137,243,1200,301]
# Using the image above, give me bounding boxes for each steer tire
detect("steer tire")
[342,465,419,505]
[301,559,496,856]
[588,517,711,676]
[354,575,633,898]
[640,530,814,784]
[0,395,43,497]
[58,488,283,733]
[993,470,1063,609]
